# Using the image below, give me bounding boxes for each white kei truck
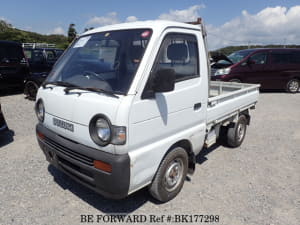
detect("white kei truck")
[35,20,260,202]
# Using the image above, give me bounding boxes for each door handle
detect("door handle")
[194,103,202,110]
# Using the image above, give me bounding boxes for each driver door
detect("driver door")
[128,30,207,191]
[242,51,269,87]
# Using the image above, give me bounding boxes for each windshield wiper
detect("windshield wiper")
[64,86,119,98]
[42,81,79,89]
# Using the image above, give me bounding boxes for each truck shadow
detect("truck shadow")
[196,143,221,164]
[0,129,15,148]
[48,165,158,213]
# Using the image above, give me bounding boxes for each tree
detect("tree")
[67,23,77,43]
[0,20,12,32]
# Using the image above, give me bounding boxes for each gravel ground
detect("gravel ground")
[0,92,299,225]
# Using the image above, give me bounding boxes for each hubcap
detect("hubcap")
[289,80,299,92]
[164,158,184,192]
[237,123,245,142]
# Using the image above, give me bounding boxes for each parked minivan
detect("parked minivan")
[0,41,29,90]
[211,48,300,93]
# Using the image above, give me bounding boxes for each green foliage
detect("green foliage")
[211,45,300,56]
[68,23,77,43]
[0,20,68,49]
[0,20,12,32]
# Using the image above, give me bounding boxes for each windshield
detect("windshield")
[226,49,255,64]
[46,29,152,94]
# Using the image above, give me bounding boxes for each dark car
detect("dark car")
[23,48,64,99]
[23,72,48,100]
[211,48,300,93]
[0,41,29,91]
[54,49,64,58]
[0,103,8,134]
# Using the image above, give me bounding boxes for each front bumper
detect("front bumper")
[210,76,222,81]
[36,123,130,199]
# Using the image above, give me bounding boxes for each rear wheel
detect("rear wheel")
[226,115,247,147]
[229,79,241,83]
[149,147,188,202]
[286,79,299,93]
[24,81,39,100]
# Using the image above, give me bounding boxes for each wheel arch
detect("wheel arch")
[24,80,39,98]
[286,77,300,93]
[165,139,196,175]
[239,109,251,125]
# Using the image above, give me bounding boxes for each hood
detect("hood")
[210,53,233,69]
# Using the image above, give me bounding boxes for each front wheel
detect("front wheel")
[229,79,241,83]
[24,81,39,100]
[286,79,299,93]
[149,147,188,202]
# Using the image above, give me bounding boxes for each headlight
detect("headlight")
[215,67,231,76]
[35,99,45,122]
[89,114,126,146]
[96,118,111,142]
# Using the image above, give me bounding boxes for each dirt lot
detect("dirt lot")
[0,92,299,225]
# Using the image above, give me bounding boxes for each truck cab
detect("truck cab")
[36,21,259,202]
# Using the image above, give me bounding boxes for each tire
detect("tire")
[149,147,188,202]
[227,115,247,147]
[286,79,299,93]
[24,81,39,100]
[229,79,241,83]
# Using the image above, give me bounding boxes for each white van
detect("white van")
[35,20,259,202]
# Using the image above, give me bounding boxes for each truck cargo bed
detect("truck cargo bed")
[207,81,260,127]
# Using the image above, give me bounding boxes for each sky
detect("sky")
[1,0,300,50]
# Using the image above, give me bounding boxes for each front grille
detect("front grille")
[210,68,217,76]
[57,156,94,183]
[44,136,94,166]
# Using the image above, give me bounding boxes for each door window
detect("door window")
[271,52,292,64]
[152,33,199,82]
[32,50,45,63]
[24,50,32,60]
[45,50,56,60]
[0,46,5,62]
[291,52,300,63]
[0,45,23,63]
[249,52,267,65]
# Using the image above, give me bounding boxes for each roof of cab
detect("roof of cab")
[81,20,201,36]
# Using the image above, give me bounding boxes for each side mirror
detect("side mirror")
[241,59,255,66]
[247,59,256,65]
[152,69,175,93]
